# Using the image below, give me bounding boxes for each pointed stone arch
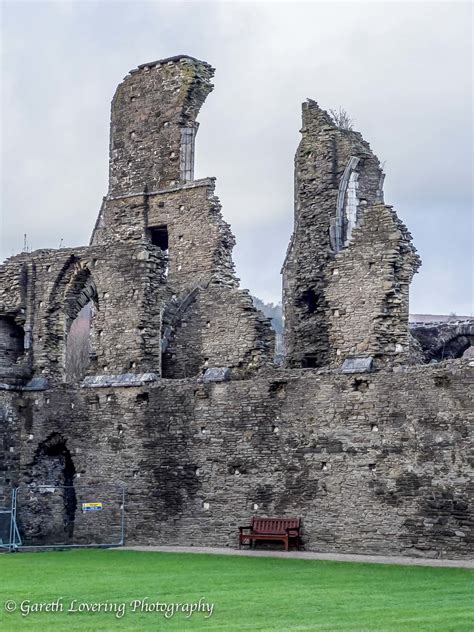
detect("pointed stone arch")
[45,256,99,380]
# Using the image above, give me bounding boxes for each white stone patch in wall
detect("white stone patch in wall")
[203,501,210,510]
[253,503,259,510]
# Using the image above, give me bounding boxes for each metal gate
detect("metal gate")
[11,482,125,550]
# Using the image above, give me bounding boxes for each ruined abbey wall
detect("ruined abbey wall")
[282,100,418,370]
[1,360,472,557]
[0,243,167,383]
[1,55,472,559]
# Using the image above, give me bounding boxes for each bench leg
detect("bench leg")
[284,537,289,552]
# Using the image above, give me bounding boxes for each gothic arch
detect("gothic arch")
[45,257,99,378]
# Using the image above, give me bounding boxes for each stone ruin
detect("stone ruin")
[0,56,472,558]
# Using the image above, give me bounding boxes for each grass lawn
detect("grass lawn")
[0,549,472,631]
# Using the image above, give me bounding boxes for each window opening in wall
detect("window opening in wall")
[65,303,92,383]
[180,127,196,182]
[344,170,359,242]
[149,225,169,251]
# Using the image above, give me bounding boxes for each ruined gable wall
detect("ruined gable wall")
[4,360,472,558]
[325,204,421,366]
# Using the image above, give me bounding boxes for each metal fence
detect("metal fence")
[6,483,126,550]
[0,488,21,551]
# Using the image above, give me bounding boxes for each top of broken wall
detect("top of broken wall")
[108,55,214,197]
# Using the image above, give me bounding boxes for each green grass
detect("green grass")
[0,549,472,631]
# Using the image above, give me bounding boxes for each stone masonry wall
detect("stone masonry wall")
[1,56,471,562]
[282,100,418,369]
[0,243,167,384]
[162,284,275,379]
[108,55,214,197]
[325,204,420,366]
[88,57,275,375]
[2,360,472,557]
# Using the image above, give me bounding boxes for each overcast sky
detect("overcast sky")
[1,1,472,314]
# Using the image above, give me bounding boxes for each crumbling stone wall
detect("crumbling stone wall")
[107,55,214,197]
[162,285,275,379]
[3,360,472,557]
[0,243,167,384]
[90,56,275,377]
[325,204,420,365]
[1,56,471,561]
[411,320,474,362]
[282,100,418,369]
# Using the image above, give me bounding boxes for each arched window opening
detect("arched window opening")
[62,266,98,383]
[65,302,93,382]
[344,170,359,242]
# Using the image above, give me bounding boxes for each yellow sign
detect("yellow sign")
[82,502,103,511]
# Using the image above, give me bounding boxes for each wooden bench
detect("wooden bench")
[239,516,301,551]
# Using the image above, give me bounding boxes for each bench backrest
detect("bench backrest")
[251,517,300,534]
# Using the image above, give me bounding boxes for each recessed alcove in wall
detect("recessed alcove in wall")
[352,378,369,392]
[299,289,318,313]
[136,392,149,404]
[302,353,318,368]
[0,315,25,375]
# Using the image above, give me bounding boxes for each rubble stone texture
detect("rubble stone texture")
[0,56,472,558]
[282,100,420,369]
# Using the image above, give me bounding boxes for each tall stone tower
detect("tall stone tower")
[282,100,420,369]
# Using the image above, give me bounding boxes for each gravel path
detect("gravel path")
[120,545,473,569]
